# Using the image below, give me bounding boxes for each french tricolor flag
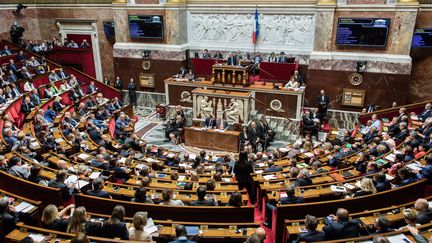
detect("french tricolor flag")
[252,8,259,44]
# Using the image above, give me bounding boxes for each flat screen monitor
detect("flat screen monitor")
[103,21,115,37]
[412,28,432,48]
[129,15,164,39]
[336,18,391,47]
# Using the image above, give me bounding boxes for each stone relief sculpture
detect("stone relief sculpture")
[199,96,214,118]
[224,98,244,123]
[189,13,314,47]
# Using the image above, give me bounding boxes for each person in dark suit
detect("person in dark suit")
[296,215,326,242]
[239,126,250,149]
[202,49,211,59]
[395,122,409,141]
[17,51,26,62]
[226,52,238,66]
[373,173,391,192]
[234,151,255,204]
[280,184,304,204]
[277,51,288,63]
[263,160,282,173]
[295,169,313,187]
[100,205,129,240]
[302,110,318,138]
[168,225,197,243]
[0,197,19,234]
[293,70,304,85]
[323,208,361,240]
[317,90,330,120]
[420,155,432,183]
[53,97,64,113]
[20,97,34,116]
[113,76,122,90]
[167,115,184,142]
[48,170,75,204]
[248,122,264,152]
[418,103,432,122]
[127,78,137,107]
[7,70,18,82]
[257,117,275,144]
[414,198,432,224]
[87,178,111,199]
[178,66,188,78]
[204,114,216,128]
[190,186,218,206]
[87,81,98,94]
[30,89,41,106]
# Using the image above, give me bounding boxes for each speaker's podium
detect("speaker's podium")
[211,64,250,86]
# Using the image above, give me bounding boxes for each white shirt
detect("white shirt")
[23,82,35,92]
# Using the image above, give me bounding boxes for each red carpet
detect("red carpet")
[254,206,275,243]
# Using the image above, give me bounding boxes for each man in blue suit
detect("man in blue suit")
[168,225,197,243]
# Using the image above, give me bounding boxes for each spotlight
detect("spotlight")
[356,61,367,73]
[12,4,27,15]
[142,50,151,59]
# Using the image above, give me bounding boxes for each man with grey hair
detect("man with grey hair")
[295,168,312,187]
[0,155,8,171]
[0,197,19,234]
[414,198,432,224]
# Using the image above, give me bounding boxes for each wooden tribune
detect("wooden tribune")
[184,127,240,153]
[211,64,250,86]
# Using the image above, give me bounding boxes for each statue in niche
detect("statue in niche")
[224,98,243,123]
[199,96,213,118]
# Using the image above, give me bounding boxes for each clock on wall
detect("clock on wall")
[349,72,363,86]
[142,60,151,71]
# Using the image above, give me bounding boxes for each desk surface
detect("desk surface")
[185,127,240,153]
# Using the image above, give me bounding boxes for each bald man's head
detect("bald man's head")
[415,198,429,212]
[336,208,349,221]
[255,227,266,241]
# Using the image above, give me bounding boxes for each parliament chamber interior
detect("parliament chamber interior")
[1,0,432,242]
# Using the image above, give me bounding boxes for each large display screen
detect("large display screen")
[129,15,164,39]
[336,18,391,47]
[412,28,432,48]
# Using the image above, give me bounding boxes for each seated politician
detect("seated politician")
[184,69,195,81]
[226,52,238,66]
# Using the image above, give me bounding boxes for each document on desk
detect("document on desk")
[213,129,225,133]
[15,202,35,213]
[144,218,159,235]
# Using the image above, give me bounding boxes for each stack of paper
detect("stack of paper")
[144,218,159,234]
[263,175,276,180]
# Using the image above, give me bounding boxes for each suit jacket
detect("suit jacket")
[280,195,304,204]
[114,80,122,90]
[168,237,197,243]
[49,73,60,82]
[48,179,73,201]
[419,109,432,122]
[295,177,313,187]
[204,117,216,128]
[227,56,238,66]
[264,166,283,173]
[87,85,97,94]
[100,222,129,240]
[58,71,68,80]
[416,209,432,224]
[317,95,330,106]
[53,101,63,113]
[375,180,391,192]
[323,219,361,240]
[87,189,111,199]
[30,94,41,106]
[190,199,217,206]
[20,101,33,115]
[0,211,19,234]
[278,56,288,63]
[248,128,260,143]
[296,230,326,242]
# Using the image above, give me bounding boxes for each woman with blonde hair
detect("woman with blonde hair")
[353,178,377,197]
[41,204,75,231]
[128,211,152,241]
[67,207,102,235]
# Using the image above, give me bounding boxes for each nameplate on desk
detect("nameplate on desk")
[213,129,225,133]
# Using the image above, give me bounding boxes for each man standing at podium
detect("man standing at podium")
[226,52,238,66]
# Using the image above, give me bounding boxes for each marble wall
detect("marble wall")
[0,7,116,81]
[409,11,432,103]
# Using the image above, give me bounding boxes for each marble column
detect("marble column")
[388,10,418,55]
[165,8,188,45]
[313,5,336,52]
[113,8,128,43]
